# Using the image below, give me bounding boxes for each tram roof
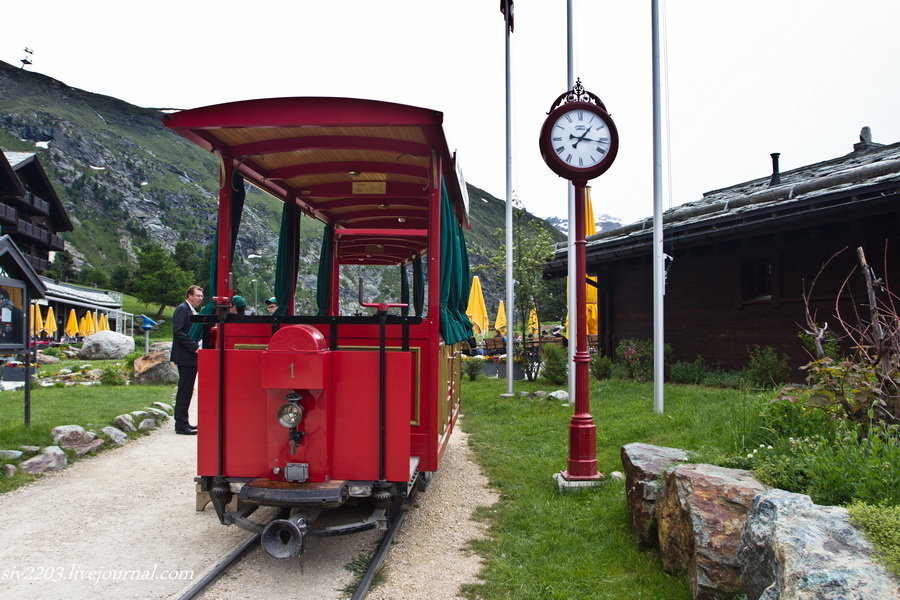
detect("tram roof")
[164,97,469,265]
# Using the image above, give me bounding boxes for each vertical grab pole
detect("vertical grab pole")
[215,156,235,476]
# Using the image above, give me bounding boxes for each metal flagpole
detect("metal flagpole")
[502,0,515,396]
[651,0,665,413]
[566,0,576,405]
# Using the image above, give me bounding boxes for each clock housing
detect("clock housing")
[539,100,619,182]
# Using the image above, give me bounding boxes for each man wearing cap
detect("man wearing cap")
[265,297,278,315]
[229,295,247,315]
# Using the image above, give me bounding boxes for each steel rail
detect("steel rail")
[178,532,260,600]
[350,509,407,600]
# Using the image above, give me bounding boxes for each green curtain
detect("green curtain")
[316,224,334,315]
[273,200,300,316]
[439,182,473,345]
[412,254,424,317]
[190,170,246,339]
[400,262,410,317]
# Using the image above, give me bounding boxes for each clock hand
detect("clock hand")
[569,127,593,148]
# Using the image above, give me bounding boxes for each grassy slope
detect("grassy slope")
[460,377,762,599]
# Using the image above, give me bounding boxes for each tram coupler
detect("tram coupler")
[261,513,309,559]
[209,476,234,525]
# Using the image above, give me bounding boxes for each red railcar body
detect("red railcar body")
[164,98,471,556]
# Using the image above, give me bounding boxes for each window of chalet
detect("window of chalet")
[741,258,775,302]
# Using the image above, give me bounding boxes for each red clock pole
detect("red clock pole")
[538,81,616,488]
[561,181,603,481]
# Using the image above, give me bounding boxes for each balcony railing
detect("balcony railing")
[0,203,18,226]
[15,219,50,245]
[19,192,50,215]
[48,233,65,251]
[23,254,49,273]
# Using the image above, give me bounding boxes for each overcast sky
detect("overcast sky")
[4,1,900,225]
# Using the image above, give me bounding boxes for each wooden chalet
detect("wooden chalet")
[0,151,72,273]
[544,130,900,373]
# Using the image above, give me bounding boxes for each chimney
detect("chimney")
[769,153,781,186]
[853,126,884,152]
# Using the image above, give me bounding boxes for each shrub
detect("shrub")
[610,362,631,379]
[670,356,708,384]
[699,369,746,389]
[746,413,900,506]
[541,343,567,385]
[615,338,653,381]
[743,345,791,388]
[462,356,484,382]
[123,350,143,372]
[797,329,842,361]
[848,502,900,578]
[589,354,613,380]
[41,347,63,358]
[100,363,128,386]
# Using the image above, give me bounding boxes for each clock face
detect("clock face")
[539,100,618,181]
[550,108,612,170]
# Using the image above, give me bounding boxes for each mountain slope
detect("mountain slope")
[0,60,557,305]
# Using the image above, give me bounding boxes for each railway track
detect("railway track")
[178,510,406,600]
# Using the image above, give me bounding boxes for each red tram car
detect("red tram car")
[164,97,474,558]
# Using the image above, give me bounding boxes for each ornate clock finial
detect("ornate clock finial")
[546,78,608,114]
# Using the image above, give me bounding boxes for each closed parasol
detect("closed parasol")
[465,276,489,335]
[494,300,506,335]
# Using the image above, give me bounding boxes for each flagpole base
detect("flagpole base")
[554,471,605,493]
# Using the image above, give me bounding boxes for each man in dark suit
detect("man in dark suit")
[170,285,204,435]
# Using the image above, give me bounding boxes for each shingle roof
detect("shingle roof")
[38,276,122,309]
[549,140,900,269]
[2,151,35,168]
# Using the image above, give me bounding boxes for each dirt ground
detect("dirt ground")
[0,391,496,600]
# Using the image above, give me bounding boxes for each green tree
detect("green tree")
[78,266,109,289]
[174,241,202,276]
[110,264,135,293]
[133,243,193,317]
[47,250,76,281]
[479,205,558,340]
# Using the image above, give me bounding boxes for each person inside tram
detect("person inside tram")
[264,297,278,315]
[228,295,247,315]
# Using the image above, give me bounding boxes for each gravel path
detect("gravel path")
[0,397,496,600]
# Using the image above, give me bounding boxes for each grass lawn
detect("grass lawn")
[0,361,176,493]
[459,376,766,600]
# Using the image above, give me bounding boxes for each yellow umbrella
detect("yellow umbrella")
[566,188,600,336]
[44,306,57,336]
[30,304,44,336]
[85,312,96,336]
[527,306,539,336]
[99,313,109,332]
[584,190,599,336]
[65,309,80,337]
[465,276,489,335]
[494,301,507,335]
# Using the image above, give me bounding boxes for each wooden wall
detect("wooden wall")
[594,212,900,375]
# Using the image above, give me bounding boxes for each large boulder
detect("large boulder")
[621,443,691,548]
[35,352,60,364]
[149,341,173,354]
[657,464,768,599]
[114,414,137,432]
[51,425,103,455]
[740,489,900,599]
[133,350,178,385]
[78,331,135,360]
[20,446,67,474]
